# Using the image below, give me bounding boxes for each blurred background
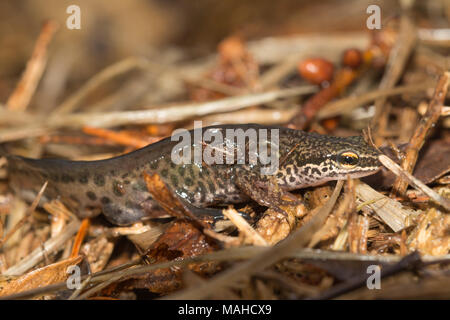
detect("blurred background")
[0,0,447,111]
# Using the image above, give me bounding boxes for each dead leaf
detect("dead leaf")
[0,255,82,297]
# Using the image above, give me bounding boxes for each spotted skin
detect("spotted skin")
[3,124,381,225]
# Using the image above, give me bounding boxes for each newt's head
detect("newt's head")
[279,133,381,189]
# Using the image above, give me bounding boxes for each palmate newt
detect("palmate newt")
[1,124,381,225]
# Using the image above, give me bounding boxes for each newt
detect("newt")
[1,124,381,225]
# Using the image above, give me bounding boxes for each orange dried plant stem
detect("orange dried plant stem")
[70,218,90,258]
[82,126,149,149]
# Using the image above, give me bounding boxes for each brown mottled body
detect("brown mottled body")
[3,124,381,225]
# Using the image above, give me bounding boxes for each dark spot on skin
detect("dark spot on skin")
[277,172,284,179]
[160,169,168,178]
[70,194,79,203]
[121,173,129,179]
[178,166,185,177]
[185,178,194,187]
[79,173,89,184]
[289,176,296,183]
[101,197,111,204]
[321,167,328,173]
[94,174,105,186]
[170,174,179,188]
[113,180,125,197]
[312,168,321,176]
[61,174,75,183]
[86,191,97,201]
[149,161,158,170]
[286,167,292,175]
[170,161,176,169]
[301,167,311,176]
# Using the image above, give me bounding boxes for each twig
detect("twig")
[6,21,59,111]
[68,275,92,300]
[201,106,297,125]
[312,251,422,300]
[391,72,449,195]
[49,86,317,127]
[379,154,450,211]
[316,83,430,119]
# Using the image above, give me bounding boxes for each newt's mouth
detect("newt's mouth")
[343,167,382,180]
[284,167,381,191]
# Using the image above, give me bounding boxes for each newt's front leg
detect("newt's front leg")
[234,167,301,212]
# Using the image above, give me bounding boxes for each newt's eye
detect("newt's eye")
[337,151,359,168]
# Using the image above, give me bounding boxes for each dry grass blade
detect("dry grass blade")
[3,219,80,276]
[371,15,417,143]
[355,182,414,232]
[379,155,450,211]
[0,181,48,248]
[164,180,343,300]
[53,57,151,115]
[6,21,59,111]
